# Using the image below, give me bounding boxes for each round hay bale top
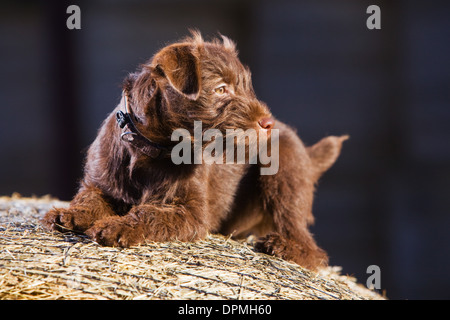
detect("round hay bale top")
[0,195,384,300]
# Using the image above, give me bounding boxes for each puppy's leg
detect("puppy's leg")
[41,184,116,233]
[254,123,328,270]
[85,202,208,247]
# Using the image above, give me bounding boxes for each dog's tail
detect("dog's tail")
[306,135,349,181]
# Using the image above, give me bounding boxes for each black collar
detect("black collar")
[116,90,170,159]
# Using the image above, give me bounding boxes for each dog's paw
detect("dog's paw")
[41,207,90,233]
[254,233,289,259]
[85,217,141,247]
[254,233,328,270]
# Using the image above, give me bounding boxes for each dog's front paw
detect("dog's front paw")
[41,207,91,233]
[86,217,141,247]
[254,233,328,270]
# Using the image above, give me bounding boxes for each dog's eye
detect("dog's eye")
[213,85,227,95]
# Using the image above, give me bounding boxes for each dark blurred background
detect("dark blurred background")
[1,0,449,299]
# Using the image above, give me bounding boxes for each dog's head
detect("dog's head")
[122,31,274,149]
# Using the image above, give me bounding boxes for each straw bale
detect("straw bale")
[0,194,384,300]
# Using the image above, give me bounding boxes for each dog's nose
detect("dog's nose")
[258,117,275,130]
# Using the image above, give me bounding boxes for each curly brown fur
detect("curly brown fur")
[41,31,347,270]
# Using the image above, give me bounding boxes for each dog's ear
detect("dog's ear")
[123,72,138,93]
[152,44,201,100]
[307,135,349,181]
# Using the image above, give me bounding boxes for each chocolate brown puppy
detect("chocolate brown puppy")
[42,32,347,270]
